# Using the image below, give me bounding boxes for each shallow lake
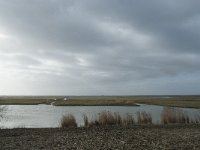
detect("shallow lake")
[0,104,199,128]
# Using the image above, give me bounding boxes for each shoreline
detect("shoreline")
[1,102,200,109]
[0,124,199,149]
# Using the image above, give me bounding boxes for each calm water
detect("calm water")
[0,104,199,128]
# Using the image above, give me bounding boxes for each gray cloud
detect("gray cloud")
[0,0,200,95]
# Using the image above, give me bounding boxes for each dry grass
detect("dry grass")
[60,108,200,128]
[161,107,190,124]
[122,113,135,126]
[0,106,6,119]
[136,111,152,124]
[83,111,135,127]
[89,111,117,126]
[98,111,116,125]
[113,112,122,125]
[60,114,77,128]
[83,114,89,127]
[190,114,200,124]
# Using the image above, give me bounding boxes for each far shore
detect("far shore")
[0,95,200,108]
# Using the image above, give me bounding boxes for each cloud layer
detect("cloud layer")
[0,0,200,95]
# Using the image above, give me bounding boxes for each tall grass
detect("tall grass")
[98,111,116,125]
[89,111,119,126]
[161,107,190,124]
[83,111,135,127]
[137,111,152,124]
[0,106,6,119]
[122,113,135,126]
[59,108,200,128]
[83,113,89,127]
[190,114,200,124]
[114,112,122,125]
[59,111,152,128]
[60,114,77,128]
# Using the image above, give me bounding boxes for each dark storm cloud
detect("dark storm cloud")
[83,0,200,53]
[0,0,200,95]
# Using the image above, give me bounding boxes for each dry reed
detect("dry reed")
[83,111,135,127]
[161,107,190,124]
[83,113,89,127]
[136,111,152,124]
[60,114,77,128]
[122,113,135,126]
[0,106,6,119]
[60,108,200,128]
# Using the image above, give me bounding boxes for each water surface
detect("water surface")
[0,104,199,128]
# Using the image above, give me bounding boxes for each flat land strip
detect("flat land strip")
[0,125,199,150]
[0,95,200,108]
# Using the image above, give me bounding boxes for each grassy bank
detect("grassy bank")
[134,96,200,108]
[0,95,200,108]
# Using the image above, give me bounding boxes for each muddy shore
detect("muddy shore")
[0,125,200,150]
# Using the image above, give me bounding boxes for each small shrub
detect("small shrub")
[60,114,77,128]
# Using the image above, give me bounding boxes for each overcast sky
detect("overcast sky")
[0,0,200,95]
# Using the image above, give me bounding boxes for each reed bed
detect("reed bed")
[136,111,152,124]
[0,105,7,119]
[86,111,152,127]
[83,113,89,127]
[60,108,200,128]
[160,107,200,124]
[98,111,116,125]
[121,113,135,126]
[190,114,200,124]
[60,114,77,128]
[88,111,135,127]
[161,107,189,124]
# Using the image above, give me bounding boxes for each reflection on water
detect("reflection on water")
[0,104,199,128]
